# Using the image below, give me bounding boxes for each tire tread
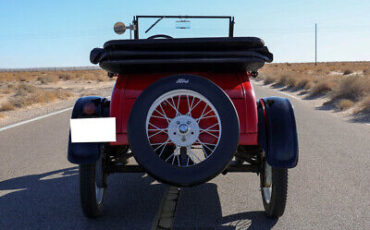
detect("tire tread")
[79,163,105,218]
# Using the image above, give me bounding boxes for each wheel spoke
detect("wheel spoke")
[202,144,214,152]
[186,155,190,166]
[158,141,170,157]
[165,152,175,162]
[148,122,164,130]
[176,96,181,112]
[201,130,219,139]
[198,115,217,120]
[200,123,219,132]
[167,98,180,115]
[177,155,180,166]
[196,141,216,146]
[153,139,170,152]
[148,128,167,132]
[151,114,168,120]
[200,129,219,132]
[186,95,191,115]
[197,140,215,152]
[149,129,166,138]
[158,104,172,123]
[197,139,216,151]
[201,147,208,157]
[189,99,202,114]
[197,104,209,121]
[187,147,202,163]
[196,109,214,122]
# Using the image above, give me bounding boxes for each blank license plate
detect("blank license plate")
[70,118,116,143]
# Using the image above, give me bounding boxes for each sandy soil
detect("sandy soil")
[0,81,114,127]
[253,79,369,123]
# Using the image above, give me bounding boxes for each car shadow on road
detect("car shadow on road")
[173,183,277,230]
[0,167,166,230]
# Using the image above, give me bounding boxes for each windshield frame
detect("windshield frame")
[132,15,234,39]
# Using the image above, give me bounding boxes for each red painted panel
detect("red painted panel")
[231,99,246,133]
[242,80,258,134]
[110,72,258,146]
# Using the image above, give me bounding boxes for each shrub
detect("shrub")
[38,75,59,84]
[355,96,370,115]
[296,78,310,89]
[8,87,73,109]
[331,76,370,102]
[0,87,11,94]
[0,102,15,111]
[278,74,297,87]
[309,81,333,97]
[304,81,315,90]
[263,75,278,85]
[343,69,352,75]
[58,73,72,81]
[336,99,354,111]
[15,84,36,96]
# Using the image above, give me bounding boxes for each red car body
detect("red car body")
[110,72,258,146]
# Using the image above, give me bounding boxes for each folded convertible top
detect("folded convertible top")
[91,37,273,73]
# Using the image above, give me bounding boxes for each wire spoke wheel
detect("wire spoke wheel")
[262,162,272,204]
[79,153,107,218]
[146,89,221,167]
[260,160,288,218]
[128,75,239,186]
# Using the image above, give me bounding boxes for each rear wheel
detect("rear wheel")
[260,160,288,218]
[79,153,106,218]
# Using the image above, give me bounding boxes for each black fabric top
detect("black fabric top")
[103,37,266,50]
[91,37,273,73]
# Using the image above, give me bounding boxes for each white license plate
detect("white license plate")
[70,118,116,143]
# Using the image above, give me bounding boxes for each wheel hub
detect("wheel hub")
[179,124,188,134]
[168,115,199,147]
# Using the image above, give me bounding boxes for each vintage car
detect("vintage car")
[68,15,298,219]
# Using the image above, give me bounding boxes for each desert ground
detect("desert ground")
[0,70,115,125]
[258,61,370,121]
[1,61,369,124]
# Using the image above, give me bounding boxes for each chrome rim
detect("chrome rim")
[95,183,104,205]
[95,156,104,205]
[262,162,272,204]
[146,89,221,167]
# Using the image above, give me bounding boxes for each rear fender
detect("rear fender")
[257,97,298,168]
[68,96,110,164]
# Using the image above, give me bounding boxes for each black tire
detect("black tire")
[128,74,240,187]
[260,161,288,218]
[79,155,106,218]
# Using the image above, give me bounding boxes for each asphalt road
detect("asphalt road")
[0,81,369,230]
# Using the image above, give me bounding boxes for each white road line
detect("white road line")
[0,107,73,132]
[253,81,301,100]
[278,91,300,100]
[0,96,111,133]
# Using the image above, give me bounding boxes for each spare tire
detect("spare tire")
[128,75,240,186]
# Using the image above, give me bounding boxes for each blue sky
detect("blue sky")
[0,0,369,68]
